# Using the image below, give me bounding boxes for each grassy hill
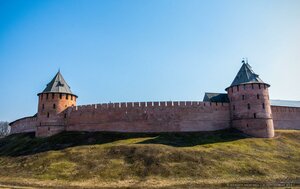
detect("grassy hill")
[0,129,299,188]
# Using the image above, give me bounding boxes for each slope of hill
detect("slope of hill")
[0,129,299,188]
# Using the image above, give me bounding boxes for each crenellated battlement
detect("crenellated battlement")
[271,106,300,113]
[72,101,230,111]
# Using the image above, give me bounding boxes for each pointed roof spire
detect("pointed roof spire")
[38,71,77,97]
[226,59,270,90]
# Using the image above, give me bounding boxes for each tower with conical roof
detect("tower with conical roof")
[226,60,274,138]
[36,71,77,137]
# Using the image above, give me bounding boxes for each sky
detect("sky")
[0,0,300,121]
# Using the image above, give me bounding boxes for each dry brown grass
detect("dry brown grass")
[0,129,299,188]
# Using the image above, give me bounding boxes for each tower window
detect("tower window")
[53,104,56,109]
[64,113,67,118]
[262,103,265,109]
[48,127,50,131]
[47,112,49,118]
[237,86,239,91]
[254,113,256,118]
[242,95,245,100]
[251,84,254,89]
[246,124,249,128]
[231,88,233,93]
[257,94,260,99]
[71,95,73,100]
[41,94,43,100]
[259,84,261,89]
[46,94,49,99]
[243,84,246,90]
[264,84,266,89]
[248,103,251,110]
[66,94,69,100]
[42,104,44,110]
[52,93,54,99]
[60,94,62,99]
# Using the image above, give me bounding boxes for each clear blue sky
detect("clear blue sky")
[1,0,299,121]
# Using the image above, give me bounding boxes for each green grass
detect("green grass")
[0,129,299,188]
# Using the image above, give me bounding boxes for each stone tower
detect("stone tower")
[36,71,77,137]
[226,60,274,138]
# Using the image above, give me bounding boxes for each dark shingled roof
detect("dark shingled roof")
[38,71,76,96]
[203,93,229,103]
[226,60,269,90]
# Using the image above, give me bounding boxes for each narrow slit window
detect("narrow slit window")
[248,103,251,110]
[66,94,69,100]
[47,112,49,118]
[237,86,239,91]
[254,113,256,118]
[64,113,67,118]
[60,94,62,99]
[52,93,54,99]
[42,104,44,110]
[53,104,56,109]
[251,84,254,89]
[257,94,260,99]
[46,94,49,99]
[242,95,245,100]
[262,103,265,109]
[259,84,261,89]
[243,84,246,90]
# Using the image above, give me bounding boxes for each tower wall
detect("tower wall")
[36,93,77,137]
[227,83,274,138]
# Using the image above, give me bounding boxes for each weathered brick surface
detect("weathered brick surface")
[227,83,274,138]
[10,117,37,134]
[10,99,300,137]
[36,93,77,137]
[272,106,300,130]
[66,102,231,132]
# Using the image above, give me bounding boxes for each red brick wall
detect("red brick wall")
[10,116,37,134]
[271,106,300,130]
[66,101,231,132]
[227,83,274,138]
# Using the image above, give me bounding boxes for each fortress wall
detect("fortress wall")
[271,106,300,130]
[66,101,231,132]
[10,116,37,134]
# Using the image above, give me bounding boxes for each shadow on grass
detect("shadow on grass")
[0,128,247,157]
